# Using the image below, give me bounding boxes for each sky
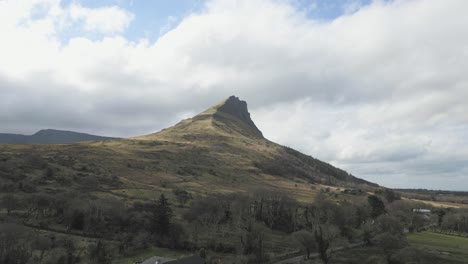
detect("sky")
[1,0,467,190]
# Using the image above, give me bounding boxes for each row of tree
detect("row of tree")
[2,184,468,264]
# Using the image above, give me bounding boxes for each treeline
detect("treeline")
[0,190,194,263]
[178,188,435,263]
[437,208,468,235]
[396,188,468,196]
[2,184,468,264]
[397,189,468,204]
[0,222,114,264]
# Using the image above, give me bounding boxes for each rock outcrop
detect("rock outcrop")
[213,96,263,138]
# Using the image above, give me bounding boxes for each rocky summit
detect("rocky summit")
[213,95,263,138]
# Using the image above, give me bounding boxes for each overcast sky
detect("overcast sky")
[1,0,467,190]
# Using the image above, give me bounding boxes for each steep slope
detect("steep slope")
[0,129,119,144]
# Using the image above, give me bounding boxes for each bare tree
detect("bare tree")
[313,224,339,264]
[0,223,33,264]
[309,194,341,264]
[292,230,316,259]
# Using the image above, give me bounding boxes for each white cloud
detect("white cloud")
[159,16,180,37]
[68,3,134,34]
[0,0,467,189]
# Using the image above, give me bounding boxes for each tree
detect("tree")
[383,189,401,203]
[252,189,299,232]
[59,238,82,264]
[31,236,51,262]
[292,230,316,259]
[1,194,19,215]
[89,240,111,264]
[374,232,407,263]
[183,194,233,227]
[354,202,371,228]
[308,194,341,264]
[69,210,85,230]
[152,194,173,237]
[238,218,268,263]
[172,189,192,207]
[314,224,339,264]
[368,195,385,218]
[361,220,376,245]
[361,214,404,247]
[410,214,425,232]
[435,209,446,227]
[199,248,206,259]
[166,222,187,249]
[376,214,404,235]
[0,224,32,264]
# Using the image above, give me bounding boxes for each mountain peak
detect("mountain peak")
[215,96,254,123]
[144,96,264,141]
[209,96,263,138]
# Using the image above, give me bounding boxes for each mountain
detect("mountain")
[138,95,263,141]
[0,96,376,202]
[136,96,375,187]
[0,129,119,144]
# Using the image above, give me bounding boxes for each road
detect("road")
[272,242,364,264]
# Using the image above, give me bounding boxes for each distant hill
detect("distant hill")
[0,129,119,144]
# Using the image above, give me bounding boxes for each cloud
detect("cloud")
[159,16,180,37]
[0,0,467,189]
[68,3,134,34]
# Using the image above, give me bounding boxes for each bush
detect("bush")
[69,210,85,230]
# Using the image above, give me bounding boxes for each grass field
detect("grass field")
[408,231,468,263]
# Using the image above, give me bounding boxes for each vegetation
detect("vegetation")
[2,171,468,263]
[408,231,468,263]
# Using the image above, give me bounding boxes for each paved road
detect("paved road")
[272,242,364,264]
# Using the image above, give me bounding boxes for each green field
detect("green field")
[408,231,468,263]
